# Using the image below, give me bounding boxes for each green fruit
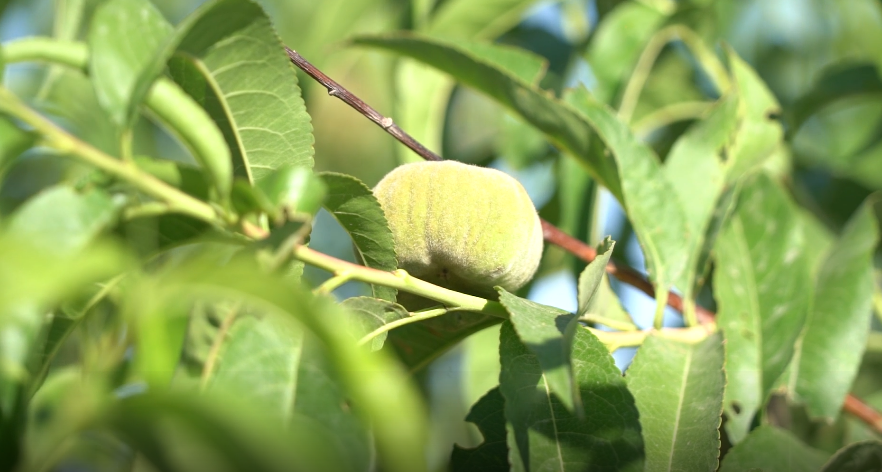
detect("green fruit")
[373,160,543,299]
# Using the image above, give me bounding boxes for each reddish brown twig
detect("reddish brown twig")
[285,46,877,433]
[844,394,882,435]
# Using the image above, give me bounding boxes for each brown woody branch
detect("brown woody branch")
[284,46,880,432]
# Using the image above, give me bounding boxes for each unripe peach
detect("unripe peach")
[373,160,543,299]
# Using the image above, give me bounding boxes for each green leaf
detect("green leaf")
[6,186,119,254]
[499,322,643,472]
[624,333,725,472]
[712,173,812,443]
[106,392,347,472]
[0,237,126,437]
[718,425,828,472]
[351,33,621,197]
[454,42,547,86]
[151,254,428,472]
[789,63,882,137]
[497,289,580,413]
[663,94,739,298]
[725,49,784,180]
[256,165,326,220]
[450,387,508,472]
[340,297,408,351]
[208,314,372,472]
[87,0,173,128]
[789,197,879,419]
[566,86,691,305]
[576,236,615,316]
[575,237,636,331]
[320,172,398,302]
[167,0,314,182]
[820,441,882,472]
[0,116,36,177]
[583,1,667,104]
[426,0,540,40]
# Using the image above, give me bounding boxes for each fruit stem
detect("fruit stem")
[292,246,509,318]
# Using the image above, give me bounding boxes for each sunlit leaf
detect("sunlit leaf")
[320,172,397,302]
[663,94,738,300]
[88,0,172,128]
[624,333,725,472]
[713,173,812,443]
[789,197,879,419]
[167,0,313,181]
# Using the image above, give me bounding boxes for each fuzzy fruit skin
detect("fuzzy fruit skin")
[373,160,543,299]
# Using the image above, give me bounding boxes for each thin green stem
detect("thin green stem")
[632,101,713,138]
[315,271,354,295]
[293,245,508,318]
[358,307,451,347]
[618,25,730,124]
[589,322,717,353]
[0,87,221,224]
[579,313,638,332]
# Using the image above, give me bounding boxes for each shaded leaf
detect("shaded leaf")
[789,197,879,419]
[450,387,509,472]
[152,255,428,472]
[320,172,397,302]
[167,0,313,182]
[499,322,643,472]
[386,312,501,373]
[718,425,828,472]
[88,0,173,127]
[340,297,408,351]
[624,333,725,472]
[789,63,882,136]
[820,441,882,472]
[713,173,812,443]
[498,289,580,413]
[106,392,346,472]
